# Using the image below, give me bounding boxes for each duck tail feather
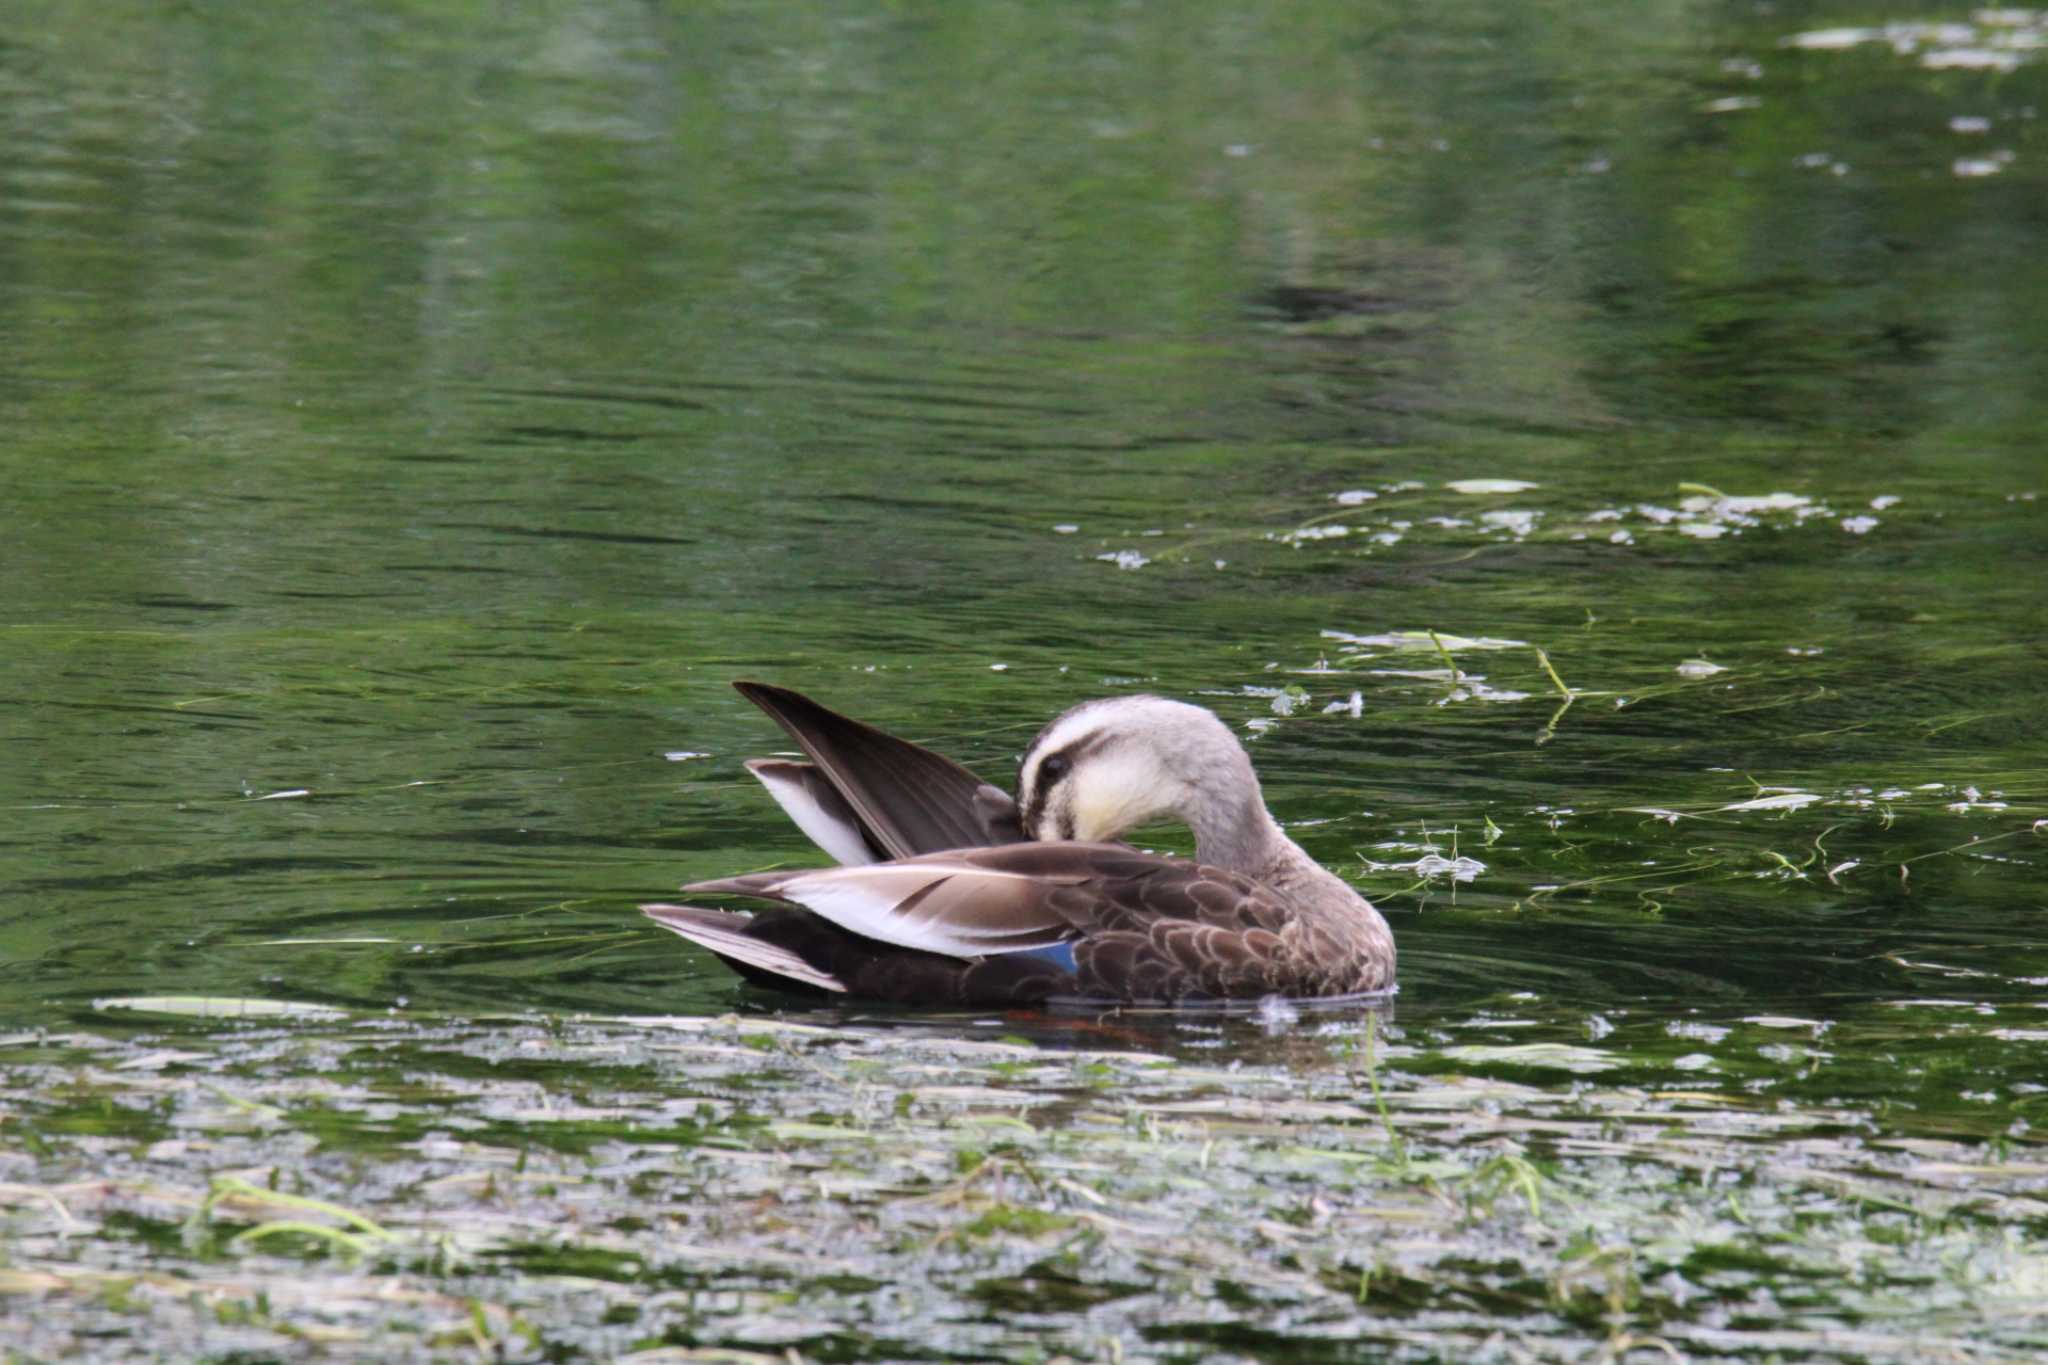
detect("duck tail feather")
[640,903,848,993]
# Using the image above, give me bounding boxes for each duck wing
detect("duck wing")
[734,681,1025,860]
[658,842,1387,1002]
[683,843,1100,958]
[682,841,1281,950]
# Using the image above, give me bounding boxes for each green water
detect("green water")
[4,1,2047,1360]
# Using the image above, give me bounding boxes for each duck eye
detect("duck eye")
[1040,754,1070,782]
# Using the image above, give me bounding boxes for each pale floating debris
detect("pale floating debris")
[1954,152,2015,176]
[253,788,310,800]
[1052,523,1079,534]
[1440,1042,1616,1073]
[1610,529,1635,545]
[663,750,708,763]
[1244,717,1276,734]
[1668,1020,1731,1042]
[1480,509,1541,537]
[1744,1015,1828,1031]
[1255,995,1301,1032]
[1214,559,1228,569]
[1927,48,2026,71]
[1723,57,1765,78]
[1446,478,1538,494]
[1785,646,1825,656]
[1951,115,1993,133]
[247,936,397,946]
[1580,156,1612,174]
[1333,489,1378,505]
[1720,792,1821,812]
[1871,494,1902,509]
[1784,27,1878,49]
[1841,515,1880,534]
[1367,668,1531,704]
[1672,1052,1718,1071]
[1681,490,1828,520]
[1097,549,1150,570]
[1586,508,1625,522]
[1877,788,1912,799]
[1827,859,1861,881]
[1280,524,1350,543]
[1321,690,1365,718]
[1442,680,1532,704]
[1675,658,1727,678]
[1246,685,1319,717]
[1948,797,2011,813]
[1414,852,1485,882]
[1782,20,2041,68]
[1323,629,1528,651]
[95,996,351,1020]
[1224,143,1255,158]
[1678,521,1729,539]
[1623,807,1685,825]
[1704,95,1762,113]
[1370,531,1405,546]
[1425,515,1473,529]
[1361,851,1485,883]
[989,663,1008,672]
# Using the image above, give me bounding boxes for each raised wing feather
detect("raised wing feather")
[735,681,1025,858]
[743,759,883,865]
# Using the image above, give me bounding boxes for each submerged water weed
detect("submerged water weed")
[2,1005,2047,1360]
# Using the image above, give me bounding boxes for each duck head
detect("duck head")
[1017,695,1275,861]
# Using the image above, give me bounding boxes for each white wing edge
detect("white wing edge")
[745,759,877,866]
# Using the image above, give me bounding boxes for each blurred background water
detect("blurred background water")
[3,0,2044,1056]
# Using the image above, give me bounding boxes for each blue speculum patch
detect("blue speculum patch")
[1006,941,1078,972]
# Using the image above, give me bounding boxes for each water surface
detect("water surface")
[3,1,2045,1359]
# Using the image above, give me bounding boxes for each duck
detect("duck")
[641,681,1395,1006]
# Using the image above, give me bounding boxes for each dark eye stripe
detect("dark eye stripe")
[1020,732,1104,826]
[1027,734,1104,802]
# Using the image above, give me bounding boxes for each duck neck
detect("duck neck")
[1187,786,1293,877]
[1187,785,1370,914]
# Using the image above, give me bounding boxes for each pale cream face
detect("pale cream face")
[1018,696,1215,843]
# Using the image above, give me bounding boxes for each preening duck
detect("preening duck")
[642,682,1394,1006]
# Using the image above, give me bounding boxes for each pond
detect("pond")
[3,1,2046,1359]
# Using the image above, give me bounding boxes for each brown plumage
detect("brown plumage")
[642,682,1395,1006]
